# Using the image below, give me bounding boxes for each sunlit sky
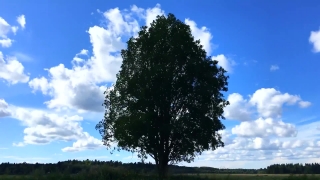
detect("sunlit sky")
[1,0,320,169]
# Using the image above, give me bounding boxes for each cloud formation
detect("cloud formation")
[0,51,29,84]
[9,105,103,151]
[0,15,24,47]
[309,28,320,53]
[29,4,233,113]
[206,85,314,164]
[224,88,310,121]
[232,118,297,137]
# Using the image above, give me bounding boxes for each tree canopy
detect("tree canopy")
[96,13,229,179]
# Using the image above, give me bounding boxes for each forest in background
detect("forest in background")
[1,160,320,176]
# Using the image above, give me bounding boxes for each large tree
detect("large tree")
[96,13,229,179]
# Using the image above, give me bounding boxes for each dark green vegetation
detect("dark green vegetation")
[96,13,229,179]
[1,160,320,179]
[266,163,320,174]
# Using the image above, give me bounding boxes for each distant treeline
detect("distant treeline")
[0,160,256,175]
[266,163,320,174]
[0,160,319,175]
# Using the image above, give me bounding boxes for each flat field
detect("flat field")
[188,173,320,180]
[1,173,319,180]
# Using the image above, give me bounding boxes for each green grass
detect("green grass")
[1,173,320,180]
[188,173,320,180]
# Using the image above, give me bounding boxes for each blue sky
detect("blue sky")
[0,0,320,169]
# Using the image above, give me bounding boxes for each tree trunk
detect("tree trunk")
[158,159,168,180]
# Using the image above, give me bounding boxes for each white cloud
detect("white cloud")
[0,38,13,47]
[0,17,13,48]
[198,85,318,165]
[270,65,279,71]
[79,49,88,55]
[28,7,144,112]
[299,101,311,108]
[217,87,315,163]
[249,88,310,118]
[309,28,320,53]
[131,4,165,27]
[224,88,310,121]
[61,132,103,152]
[0,99,10,117]
[0,51,29,84]
[16,15,26,29]
[144,4,165,27]
[10,106,102,152]
[211,54,235,73]
[231,118,297,137]
[0,15,25,48]
[11,26,18,34]
[0,17,11,38]
[29,64,107,112]
[192,135,320,164]
[185,19,213,55]
[29,77,50,95]
[185,19,236,73]
[224,93,252,121]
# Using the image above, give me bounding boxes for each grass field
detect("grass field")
[189,173,320,180]
[1,174,320,180]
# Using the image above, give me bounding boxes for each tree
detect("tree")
[96,13,229,179]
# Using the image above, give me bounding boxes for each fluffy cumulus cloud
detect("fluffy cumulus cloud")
[189,86,316,165]
[61,132,104,152]
[9,106,103,151]
[309,28,320,53]
[185,19,213,55]
[29,4,231,113]
[224,93,252,121]
[184,19,235,72]
[206,87,316,164]
[0,17,13,47]
[195,130,320,163]
[212,54,236,73]
[231,118,297,137]
[0,15,29,84]
[0,51,29,84]
[224,88,311,121]
[249,88,311,118]
[0,15,24,47]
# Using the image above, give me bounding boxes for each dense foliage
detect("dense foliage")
[96,13,229,179]
[266,163,320,174]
